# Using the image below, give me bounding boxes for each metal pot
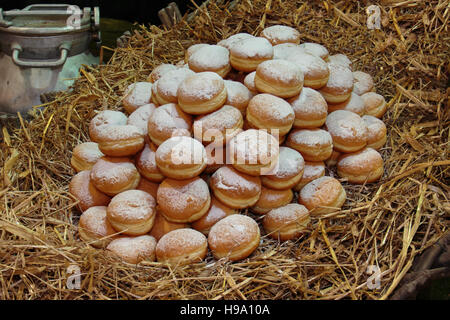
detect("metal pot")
[0,4,101,114]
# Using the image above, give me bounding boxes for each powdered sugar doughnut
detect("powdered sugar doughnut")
[135,143,164,182]
[89,110,128,142]
[328,54,352,70]
[149,211,188,241]
[229,37,274,72]
[285,52,329,89]
[208,214,260,261]
[288,87,328,129]
[293,161,325,191]
[286,128,333,161]
[78,206,117,248]
[71,142,104,173]
[122,82,153,114]
[319,63,353,103]
[217,33,254,50]
[362,115,387,150]
[93,124,145,157]
[157,177,211,223]
[127,103,157,142]
[136,177,159,199]
[325,110,368,153]
[177,72,227,115]
[191,196,237,235]
[184,43,209,63]
[263,203,310,241]
[243,71,258,94]
[154,68,195,105]
[224,80,253,114]
[260,25,300,45]
[272,43,304,60]
[254,59,304,98]
[298,42,329,60]
[69,170,111,212]
[261,146,305,190]
[325,149,342,167]
[107,235,157,264]
[188,44,231,77]
[337,147,383,184]
[353,71,375,95]
[251,186,293,215]
[361,92,387,118]
[148,64,177,83]
[327,92,366,116]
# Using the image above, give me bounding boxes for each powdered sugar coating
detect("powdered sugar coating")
[148,64,177,83]
[94,124,144,142]
[136,144,162,179]
[69,170,111,211]
[321,63,353,93]
[218,33,255,50]
[353,71,374,95]
[156,136,206,166]
[256,59,304,85]
[285,52,329,80]
[123,82,152,108]
[289,87,328,120]
[211,166,261,195]
[89,110,128,140]
[193,105,243,140]
[188,45,230,72]
[229,129,279,165]
[79,206,115,238]
[90,157,139,189]
[230,37,274,59]
[302,161,325,180]
[127,104,156,135]
[72,142,104,165]
[328,54,352,69]
[328,92,365,115]
[191,197,236,233]
[156,228,207,257]
[224,80,253,111]
[260,25,300,45]
[107,235,157,264]
[273,43,305,60]
[287,128,332,147]
[298,42,329,59]
[177,72,225,103]
[147,103,192,143]
[299,176,343,206]
[264,203,309,224]
[325,110,368,141]
[337,147,383,173]
[244,72,257,92]
[107,189,155,222]
[362,115,387,143]
[247,94,295,124]
[156,68,195,102]
[267,146,305,179]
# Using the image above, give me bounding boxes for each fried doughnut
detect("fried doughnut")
[136,177,159,199]
[362,115,387,150]
[155,136,207,180]
[243,71,258,94]
[127,103,157,143]
[90,157,140,196]
[285,52,329,89]
[263,203,310,241]
[261,146,305,190]
[71,142,104,173]
[246,94,295,137]
[191,197,237,235]
[217,33,254,50]
[208,214,260,261]
[251,186,293,215]
[147,103,193,146]
[353,71,375,95]
[69,170,111,212]
[325,110,368,153]
[78,206,117,248]
[177,72,227,115]
[156,228,208,265]
[288,87,328,129]
[135,143,165,182]
[106,235,157,264]
[229,37,274,72]
[188,44,231,77]
[210,166,261,209]
[147,63,177,83]
[298,42,329,60]
[325,149,342,167]
[204,144,228,174]
[149,211,188,241]
[319,63,353,103]
[337,147,383,184]
[361,92,387,118]
[154,68,195,105]
[193,105,243,146]
[224,80,253,114]
[298,176,346,216]
[157,177,211,223]
[293,161,326,191]
[260,25,300,45]
[89,110,128,142]
[327,92,366,116]
[122,82,153,114]
[184,43,209,63]
[328,54,352,70]
[272,43,304,60]
[106,189,156,235]
[286,128,333,161]
[94,124,145,157]
[254,59,304,98]
[229,129,279,176]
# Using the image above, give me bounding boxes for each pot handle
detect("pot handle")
[11,42,71,68]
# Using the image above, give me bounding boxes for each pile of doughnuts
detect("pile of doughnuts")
[69,24,388,266]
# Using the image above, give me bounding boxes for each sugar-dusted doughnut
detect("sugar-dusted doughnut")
[208,214,260,261]
[210,166,261,209]
[69,170,111,212]
[272,43,304,60]
[204,144,228,174]
[127,103,157,143]
[149,211,188,241]
[328,54,352,70]
[361,92,387,119]
[224,80,253,114]
[286,128,333,161]
[263,203,310,241]
[90,157,140,196]
[362,115,387,150]
[288,87,328,129]
[327,92,366,116]
[243,71,258,95]
[94,124,145,157]
[325,110,368,153]
[71,142,104,173]
[260,25,300,45]
[298,176,346,216]
[337,147,384,184]
[188,44,231,77]
[191,196,237,235]
[147,63,177,83]
[293,161,326,191]
[251,186,293,215]
[135,143,165,182]
[217,33,254,50]
[298,42,329,60]
[184,43,209,63]
[254,59,304,98]
[136,177,159,199]
[154,68,195,105]
[106,235,157,264]
[285,52,329,89]
[353,71,375,95]
[156,228,208,265]
[325,149,342,167]
[89,110,128,142]
[122,82,153,114]
[229,37,274,72]
[78,206,117,248]
[319,63,353,103]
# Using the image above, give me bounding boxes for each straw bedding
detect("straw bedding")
[0,0,448,299]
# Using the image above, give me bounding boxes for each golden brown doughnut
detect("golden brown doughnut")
[325,110,368,153]
[157,177,211,223]
[184,43,209,63]
[319,63,353,103]
[272,43,304,60]
[149,211,188,241]
[147,103,193,146]
[260,25,300,45]
[246,94,295,137]
[154,68,195,105]
[177,72,227,115]
[94,124,145,157]
[353,71,375,95]
[224,80,253,114]
[229,129,280,176]
[362,115,387,150]
[337,147,384,184]
[127,103,157,144]
[122,82,153,114]
[298,42,329,60]
[148,63,177,83]
[106,235,157,264]
[135,143,165,182]
[217,33,254,50]
[293,161,326,192]
[188,44,231,77]
[288,87,328,129]
[106,189,156,235]
[191,196,237,235]
[90,157,140,196]
[286,128,333,162]
[78,206,117,248]
[261,146,305,190]
[136,177,159,199]
[254,59,304,98]
[155,136,207,180]
[208,214,260,261]
[262,203,310,241]
[156,228,208,265]
[327,92,366,116]
[328,54,352,70]
[298,176,346,216]
[89,110,128,142]
[251,186,293,215]
[69,170,111,212]
[193,105,243,146]
[243,71,258,95]
[71,142,104,173]
[210,166,261,209]
[361,92,387,119]
[204,144,228,174]
[285,52,329,89]
[325,149,342,167]
[229,37,274,72]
